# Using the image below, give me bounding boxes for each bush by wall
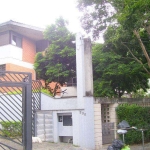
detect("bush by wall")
[116,104,150,144]
[0,121,22,137]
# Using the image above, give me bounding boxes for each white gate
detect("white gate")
[35,111,53,142]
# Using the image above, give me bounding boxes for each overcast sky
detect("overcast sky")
[0,0,103,42]
[0,0,82,31]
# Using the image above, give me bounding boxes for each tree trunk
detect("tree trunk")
[145,25,150,36]
[133,30,150,68]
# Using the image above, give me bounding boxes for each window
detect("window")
[58,116,63,122]
[63,115,72,126]
[102,104,110,123]
[11,34,22,48]
[0,64,6,76]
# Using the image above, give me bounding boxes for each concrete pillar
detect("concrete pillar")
[76,33,85,100]
[76,33,93,108]
[53,112,59,142]
[94,103,102,150]
[110,103,119,139]
[84,38,93,96]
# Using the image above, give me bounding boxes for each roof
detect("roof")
[0,20,45,41]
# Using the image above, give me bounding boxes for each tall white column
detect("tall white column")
[76,33,85,100]
[84,38,93,96]
[76,33,93,97]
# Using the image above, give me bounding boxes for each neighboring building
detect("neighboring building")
[0,20,49,79]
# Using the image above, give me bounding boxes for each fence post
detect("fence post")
[24,74,32,150]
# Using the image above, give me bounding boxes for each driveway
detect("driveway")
[33,142,150,150]
[33,142,87,150]
[0,139,150,150]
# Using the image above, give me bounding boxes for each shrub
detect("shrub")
[41,88,53,96]
[0,121,22,137]
[116,104,150,144]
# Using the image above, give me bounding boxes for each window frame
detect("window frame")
[0,64,6,76]
[10,32,22,48]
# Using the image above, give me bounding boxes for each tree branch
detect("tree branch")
[121,42,150,75]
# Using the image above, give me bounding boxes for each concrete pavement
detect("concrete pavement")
[32,142,150,150]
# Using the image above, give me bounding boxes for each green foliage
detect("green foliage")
[7,90,22,95]
[116,104,150,144]
[78,0,150,76]
[34,17,76,85]
[41,88,52,96]
[0,121,22,137]
[78,0,150,39]
[92,29,149,97]
[34,52,49,82]
[112,0,150,31]
[77,0,115,40]
[83,0,150,98]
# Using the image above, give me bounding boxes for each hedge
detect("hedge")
[116,104,150,144]
[0,121,22,137]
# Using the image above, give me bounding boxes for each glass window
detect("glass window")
[58,116,63,122]
[11,34,22,48]
[63,115,72,126]
[0,64,6,76]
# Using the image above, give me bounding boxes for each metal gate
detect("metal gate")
[101,104,115,144]
[102,122,114,144]
[32,80,41,136]
[0,71,41,150]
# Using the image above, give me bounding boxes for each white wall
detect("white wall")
[0,45,22,60]
[78,97,95,149]
[58,114,73,136]
[53,110,78,143]
[41,93,78,110]
[61,86,77,97]
[58,124,73,136]
[0,44,33,69]
[41,94,95,149]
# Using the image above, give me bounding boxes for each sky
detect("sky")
[0,0,103,42]
[0,0,82,32]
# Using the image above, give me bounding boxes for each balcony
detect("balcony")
[0,44,22,61]
[0,44,23,65]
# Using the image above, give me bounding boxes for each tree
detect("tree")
[77,0,115,40]
[77,0,150,39]
[78,0,150,98]
[92,26,149,97]
[112,0,150,71]
[34,17,76,86]
[78,0,150,74]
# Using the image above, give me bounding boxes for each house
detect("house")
[35,33,96,149]
[0,20,49,80]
